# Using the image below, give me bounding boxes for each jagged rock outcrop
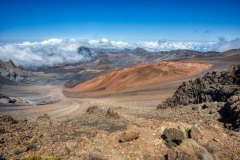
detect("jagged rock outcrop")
[158,65,240,108]
[0,59,29,81]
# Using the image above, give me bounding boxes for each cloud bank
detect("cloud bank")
[0,38,239,67]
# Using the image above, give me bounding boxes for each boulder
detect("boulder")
[168,139,213,160]
[119,125,140,143]
[106,108,120,119]
[162,128,187,147]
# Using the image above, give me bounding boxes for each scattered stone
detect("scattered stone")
[37,113,50,121]
[83,151,106,160]
[202,103,209,109]
[156,103,167,109]
[106,108,120,119]
[192,105,201,111]
[168,139,213,160]
[119,125,140,143]
[209,110,215,114]
[0,115,18,124]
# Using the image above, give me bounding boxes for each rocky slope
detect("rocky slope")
[158,65,240,131]
[131,48,220,63]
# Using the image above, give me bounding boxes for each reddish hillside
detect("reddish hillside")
[64,61,211,96]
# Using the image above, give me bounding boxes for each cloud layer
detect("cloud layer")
[0,38,239,67]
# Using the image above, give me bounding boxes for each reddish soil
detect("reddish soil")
[64,61,211,97]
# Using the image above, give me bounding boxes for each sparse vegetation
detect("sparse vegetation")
[21,154,62,160]
[13,147,27,155]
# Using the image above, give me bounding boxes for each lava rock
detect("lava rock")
[162,128,187,147]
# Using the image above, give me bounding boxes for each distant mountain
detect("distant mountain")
[131,47,149,56]
[130,48,222,62]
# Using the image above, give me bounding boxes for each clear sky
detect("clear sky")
[0,0,240,42]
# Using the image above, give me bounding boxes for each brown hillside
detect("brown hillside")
[64,61,211,96]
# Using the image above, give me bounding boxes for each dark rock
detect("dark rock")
[219,95,240,131]
[192,105,201,110]
[0,156,6,160]
[162,128,187,147]
[158,65,240,108]
[0,115,18,124]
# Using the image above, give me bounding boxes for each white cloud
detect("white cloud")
[212,37,240,52]
[40,38,63,45]
[0,37,239,67]
[111,41,129,48]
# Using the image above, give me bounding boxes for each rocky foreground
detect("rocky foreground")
[0,101,240,160]
[0,65,240,160]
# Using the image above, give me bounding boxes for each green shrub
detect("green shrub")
[13,147,27,155]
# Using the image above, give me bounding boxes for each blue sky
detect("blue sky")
[0,0,240,42]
